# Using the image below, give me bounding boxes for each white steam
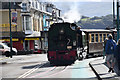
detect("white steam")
[62,2,81,23]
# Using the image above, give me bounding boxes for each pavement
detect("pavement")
[89,57,120,80]
[1,55,120,80]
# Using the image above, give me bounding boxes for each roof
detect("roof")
[81,29,117,33]
[1,2,22,9]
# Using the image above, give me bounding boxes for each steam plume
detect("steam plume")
[62,2,81,23]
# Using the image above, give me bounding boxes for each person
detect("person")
[105,34,116,73]
[76,27,83,48]
[114,39,120,69]
[103,38,108,61]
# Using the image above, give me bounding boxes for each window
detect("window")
[22,3,27,11]
[22,3,27,6]
[23,16,31,31]
[96,34,98,42]
[103,34,106,41]
[36,2,38,8]
[107,34,109,37]
[22,17,25,31]
[0,45,3,49]
[91,34,94,42]
[39,3,42,10]
[100,34,102,42]
[26,16,31,30]
[32,2,34,7]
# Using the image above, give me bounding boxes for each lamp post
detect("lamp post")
[9,2,12,58]
[113,0,115,28]
[117,0,120,40]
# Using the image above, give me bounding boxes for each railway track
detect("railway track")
[17,62,67,78]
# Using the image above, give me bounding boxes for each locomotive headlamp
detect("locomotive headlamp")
[67,46,72,49]
[60,29,64,34]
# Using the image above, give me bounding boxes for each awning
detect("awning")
[24,37,40,40]
[0,38,19,41]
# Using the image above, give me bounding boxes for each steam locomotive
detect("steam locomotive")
[47,22,86,65]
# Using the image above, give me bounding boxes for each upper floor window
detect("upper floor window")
[26,16,31,30]
[22,16,31,31]
[36,2,38,9]
[22,3,27,11]
[32,2,34,7]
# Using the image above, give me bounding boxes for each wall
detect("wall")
[0,9,22,32]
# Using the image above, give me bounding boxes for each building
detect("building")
[0,1,61,54]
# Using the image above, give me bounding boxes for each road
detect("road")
[0,54,100,79]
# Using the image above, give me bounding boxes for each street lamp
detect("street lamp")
[9,2,12,58]
[117,0,120,40]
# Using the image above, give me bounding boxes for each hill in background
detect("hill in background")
[76,14,114,29]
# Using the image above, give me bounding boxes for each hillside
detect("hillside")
[76,14,114,29]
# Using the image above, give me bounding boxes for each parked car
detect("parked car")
[0,43,17,56]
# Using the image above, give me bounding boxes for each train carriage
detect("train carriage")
[82,29,117,56]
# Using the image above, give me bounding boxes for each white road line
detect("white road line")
[18,62,45,78]
[0,57,8,60]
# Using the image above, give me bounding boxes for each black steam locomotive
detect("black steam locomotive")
[47,22,86,64]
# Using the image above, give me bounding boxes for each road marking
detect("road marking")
[30,66,56,78]
[0,57,8,60]
[17,62,47,78]
[40,66,67,78]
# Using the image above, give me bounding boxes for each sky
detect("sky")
[52,1,114,22]
[53,2,113,17]
[40,0,119,22]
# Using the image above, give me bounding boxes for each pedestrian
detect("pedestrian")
[105,34,116,73]
[103,38,108,60]
[114,39,120,69]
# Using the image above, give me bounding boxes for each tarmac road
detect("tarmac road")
[0,54,99,80]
